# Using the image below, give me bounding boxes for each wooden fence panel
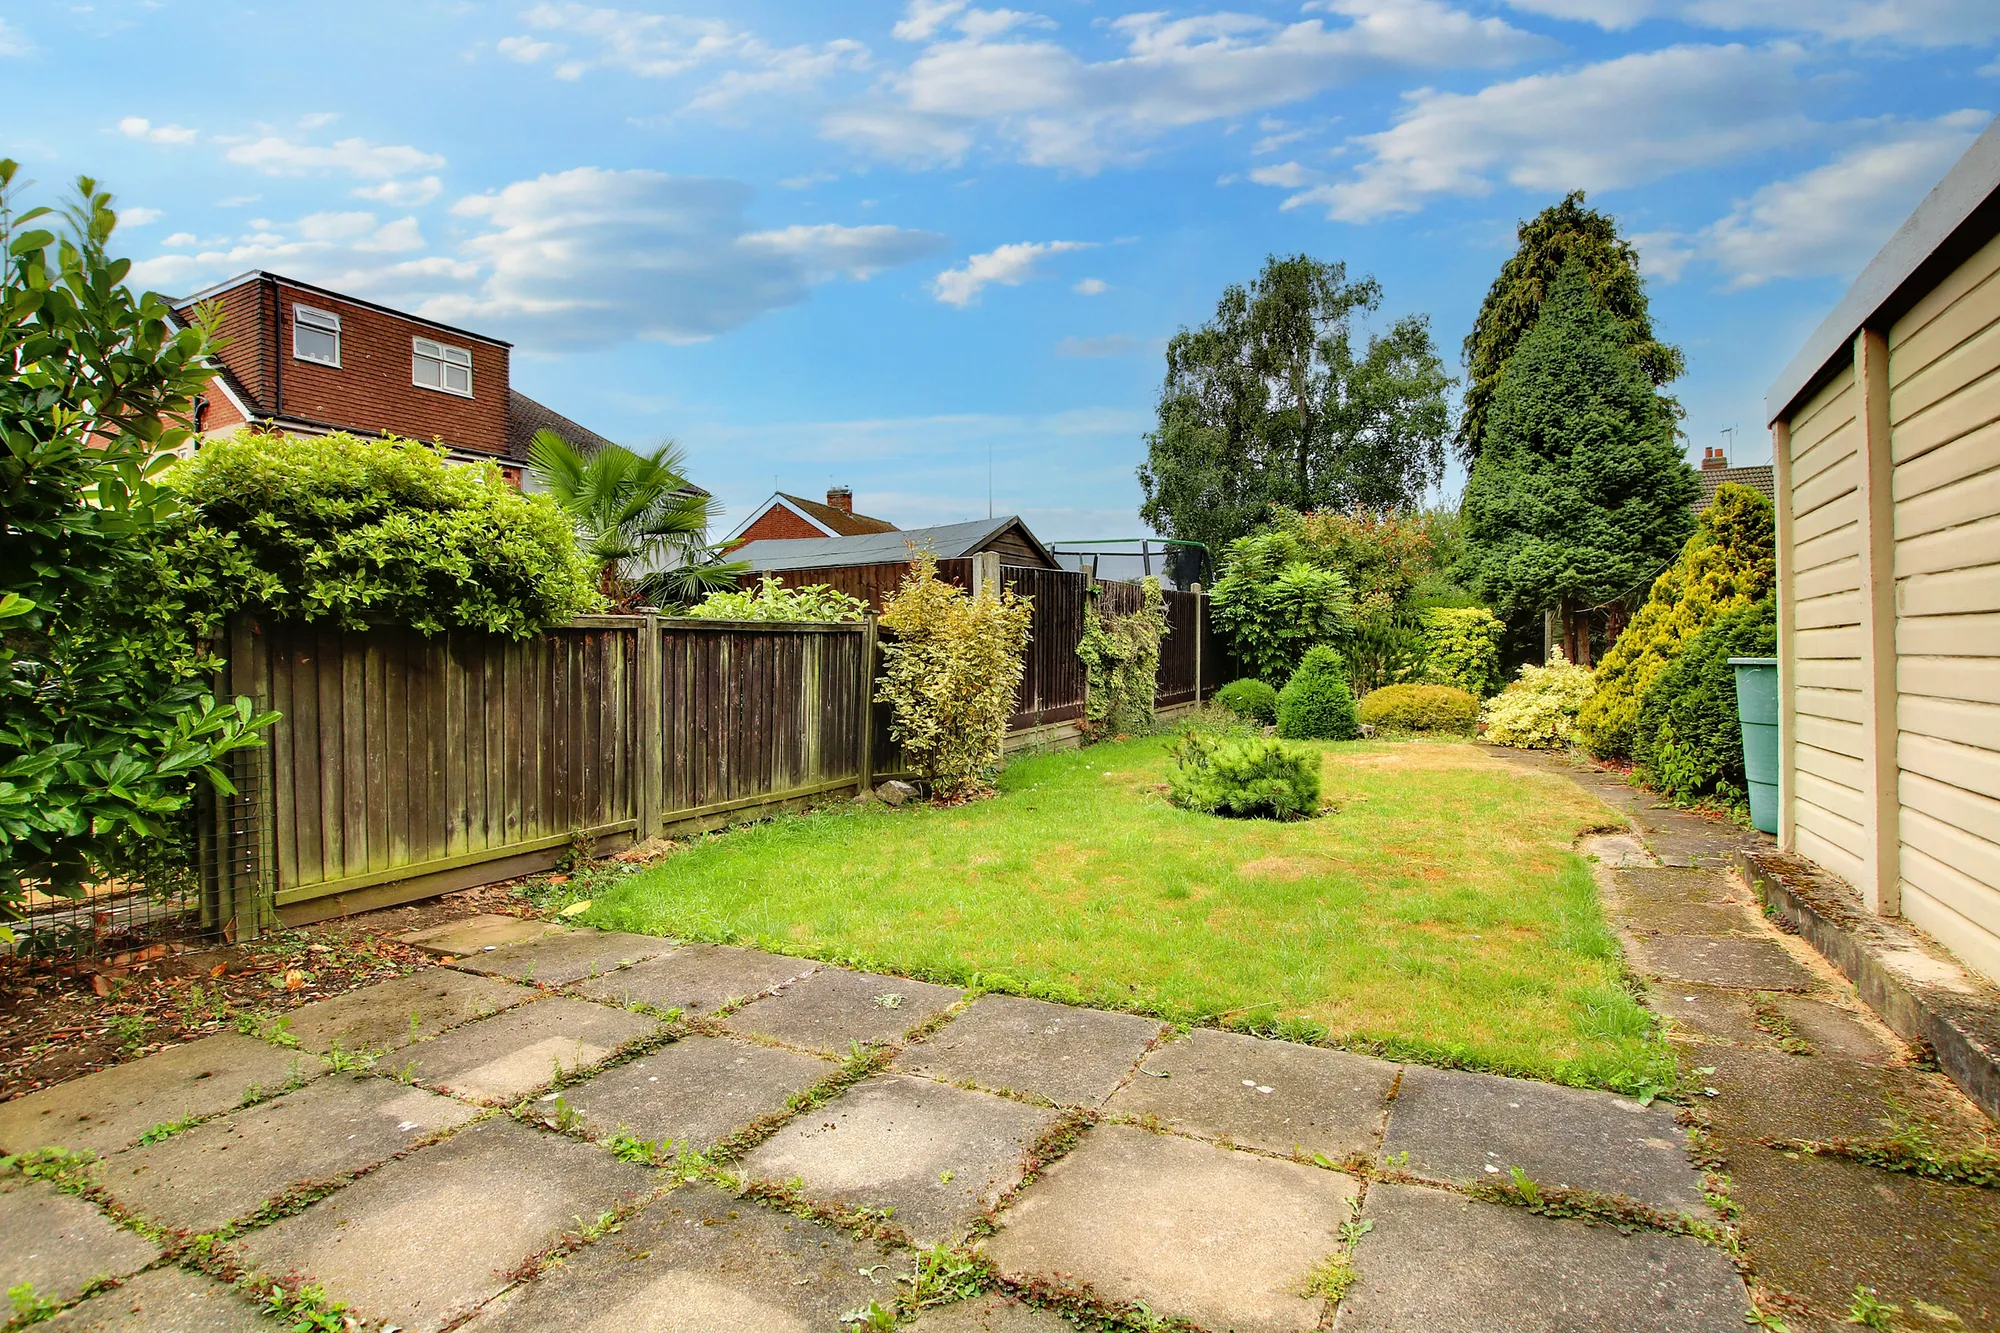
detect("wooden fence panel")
[1001,565,1088,727]
[1157,588,1202,706]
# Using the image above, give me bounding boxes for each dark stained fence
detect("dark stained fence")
[1091,582,1217,710]
[1001,565,1088,728]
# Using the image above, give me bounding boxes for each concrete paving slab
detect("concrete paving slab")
[398,914,567,957]
[906,1293,1072,1332]
[723,967,962,1054]
[569,943,817,1017]
[398,996,661,1103]
[893,994,1166,1106]
[1698,1047,1988,1150]
[231,1117,654,1333]
[1382,1066,1706,1213]
[1612,868,1749,905]
[98,1074,478,1234]
[448,929,677,987]
[1582,834,1658,869]
[1652,984,1772,1048]
[1103,1027,1398,1162]
[39,1266,277,1332]
[284,970,532,1056]
[0,1035,327,1157]
[1770,996,1899,1064]
[1724,1138,2000,1329]
[740,1072,1055,1246]
[0,1172,160,1308]
[559,1034,833,1149]
[984,1123,1354,1333]
[1333,1182,1747,1332]
[459,1184,901,1332]
[1619,897,1766,937]
[1626,934,1814,991]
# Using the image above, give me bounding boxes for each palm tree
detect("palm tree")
[526,430,746,608]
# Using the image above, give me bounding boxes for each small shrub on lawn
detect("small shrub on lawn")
[684,575,868,623]
[1358,683,1479,735]
[1416,607,1505,697]
[1167,731,1322,819]
[1481,652,1597,749]
[1214,677,1278,724]
[1633,596,1776,806]
[1276,646,1359,741]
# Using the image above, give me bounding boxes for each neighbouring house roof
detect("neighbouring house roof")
[1697,464,1776,511]
[1767,114,2000,424]
[177,270,510,348]
[732,516,1054,572]
[505,390,710,495]
[777,491,899,536]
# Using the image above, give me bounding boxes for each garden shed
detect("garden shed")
[1765,114,2000,983]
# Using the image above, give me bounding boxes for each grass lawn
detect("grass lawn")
[589,736,1675,1093]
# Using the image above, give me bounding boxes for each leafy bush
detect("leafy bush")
[1481,652,1598,749]
[1167,731,1322,820]
[684,575,867,623]
[1358,684,1479,735]
[0,166,276,911]
[877,550,1033,800]
[1346,612,1425,696]
[1577,483,1775,758]
[1077,577,1168,737]
[1634,598,1777,805]
[164,431,602,637]
[1276,646,1360,741]
[1214,677,1278,724]
[1276,508,1441,619]
[1417,607,1505,696]
[1209,530,1355,685]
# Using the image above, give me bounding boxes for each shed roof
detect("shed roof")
[1767,115,2000,424]
[732,516,1053,572]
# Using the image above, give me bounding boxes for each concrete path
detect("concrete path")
[0,910,1759,1333]
[1500,750,2000,1332]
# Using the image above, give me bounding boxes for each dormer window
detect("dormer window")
[292,304,340,366]
[413,337,473,397]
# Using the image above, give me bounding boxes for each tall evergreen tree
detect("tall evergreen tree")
[1458,192,1684,463]
[1461,259,1696,661]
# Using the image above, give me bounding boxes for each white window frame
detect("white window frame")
[292,304,341,367]
[412,336,474,398]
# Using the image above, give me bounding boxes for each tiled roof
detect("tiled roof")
[505,390,709,495]
[733,516,1043,571]
[775,492,898,536]
[1696,465,1775,511]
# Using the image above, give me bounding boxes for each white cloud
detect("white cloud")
[426,167,946,347]
[162,232,197,247]
[1056,333,1137,356]
[1073,277,1110,295]
[297,112,340,130]
[1503,0,2000,46]
[498,34,561,62]
[353,176,444,206]
[1654,111,1988,288]
[225,136,446,180]
[933,239,1092,306]
[0,19,33,57]
[1249,160,1320,188]
[1301,43,1814,221]
[685,39,869,113]
[119,207,164,226]
[895,0,968,41]
[127,213,463,299]
[117,116,198,145]
[831,0,1551,171]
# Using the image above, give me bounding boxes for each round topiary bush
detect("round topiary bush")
[1276,645,1360,741]
[1357,683,1480,735]
[1167,731,1322,819]
[1214,677,1279,724]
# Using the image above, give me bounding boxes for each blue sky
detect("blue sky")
[3,2,1993,540]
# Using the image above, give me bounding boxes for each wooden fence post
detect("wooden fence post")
[1191,584,1204,701]
[857,615,878,795]
[634,613,661,841]
[971,551,1000,599]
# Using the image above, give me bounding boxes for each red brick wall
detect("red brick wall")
[734,503,831,544]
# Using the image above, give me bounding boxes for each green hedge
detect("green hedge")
[1358,683,1480,735]
[1276,646,1360,741]
[1634,598,1776,806]
[1167,732,1322,819]
[1214,677,1278,724]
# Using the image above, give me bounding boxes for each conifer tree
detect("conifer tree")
[1461,259,1696,662]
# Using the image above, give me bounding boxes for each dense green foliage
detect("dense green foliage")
[1417,607,1505,696]
[1358,684,1480,735]
[1481,654,1598,749]
[1635,598,1777,805]
[1577,483,1775,758]
[1214,677,1279,724]
[1077,577,1168,737]
[165,431,602,637]
[1209,529,1356,685]
[1277,645,1360,740]
[684,575,867,623]
[1166,731,1322,819]
[1277,507,1450,618]
[0,165,275,910]
[1138,254,1453,554]
[1461,261,1697,635]
[876,551,1033,799]
[1458,191,1684,462]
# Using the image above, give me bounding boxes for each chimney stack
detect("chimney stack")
[827,485,853,514]
[1701,446,1728,471]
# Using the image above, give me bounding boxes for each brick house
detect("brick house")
[722,487,897,548]
[169,270,636,487]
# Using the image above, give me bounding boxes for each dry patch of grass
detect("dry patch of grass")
[592,737,1673,1092]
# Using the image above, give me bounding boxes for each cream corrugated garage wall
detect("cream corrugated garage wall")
[1887,231,2000,983]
